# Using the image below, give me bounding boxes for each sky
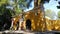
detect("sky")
[43,0,60,20]
[24,0,34,12]
[44,0,60,15]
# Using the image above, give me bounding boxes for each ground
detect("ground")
[0,30,60,34]
[0,30,34,34]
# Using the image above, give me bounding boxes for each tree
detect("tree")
[57,11,60,19]
[0,0,9,6]
[45,9,56,20]
[8,0,28,17]
[0,0,28,30]
[0,4,13,30]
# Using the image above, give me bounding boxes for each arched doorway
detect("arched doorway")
[26,19,31,30]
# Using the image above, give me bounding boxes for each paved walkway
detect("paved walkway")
[0,30,60,34]
[0,30,35,34]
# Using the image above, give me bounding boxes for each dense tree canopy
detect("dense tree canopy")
[0,0,29,31]
[58,11,60,18]
[0,0,28,17]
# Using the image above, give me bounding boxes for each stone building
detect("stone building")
[11,0,46,32]
[20,0,45,31]
[11,0,60,32]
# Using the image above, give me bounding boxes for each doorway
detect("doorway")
[26,19,31,30]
